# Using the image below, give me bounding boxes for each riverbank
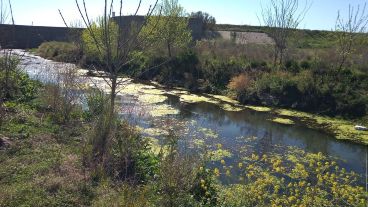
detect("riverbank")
[1,85,366,207]
[132,78,368,145]
[1,50,367,206]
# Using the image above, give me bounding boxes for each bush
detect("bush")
[200,57,245,90]
[285,59,301,73]
[39,64,83,124]
[0,52,40,103]
[228,73,253,93]
[37,41,80,63]
[230,68,368,118]
[300,60,312,69]
[84,88,106,121]
[106,120,159,183]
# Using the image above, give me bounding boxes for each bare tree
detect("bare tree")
[0,0,9,24]
[0,0,14,24]
[63,0,159,116]
[260,0,310,66]
[59,0,159,162]
[335,3,368,70]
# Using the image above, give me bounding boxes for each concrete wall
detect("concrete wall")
[0,16,203,49]
[210,31,274,45]
[0,24,82,49]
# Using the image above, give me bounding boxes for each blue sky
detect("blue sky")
[7,0,368,30]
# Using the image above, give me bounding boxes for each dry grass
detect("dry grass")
[228,73,253,93]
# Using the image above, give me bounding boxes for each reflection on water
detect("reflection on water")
[20,50,366,182]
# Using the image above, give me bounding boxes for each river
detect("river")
[18,50,366,184]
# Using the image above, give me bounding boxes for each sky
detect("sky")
[4,0,368,31]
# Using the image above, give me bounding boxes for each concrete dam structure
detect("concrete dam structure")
[0,15,204,49]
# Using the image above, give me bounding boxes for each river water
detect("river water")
[18,50,366,183]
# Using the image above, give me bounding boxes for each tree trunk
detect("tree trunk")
[273,46,278,67]
[279,48,284,66]
[167,42,172,58]
[109,76,117,118]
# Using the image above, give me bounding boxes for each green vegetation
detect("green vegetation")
[275,109,368,144]
[216,146,367,207]
[1,51,367,207]
[81,18,119,62]
[141,0,192,57]
[36,35,368,142]
[37,41,80,63]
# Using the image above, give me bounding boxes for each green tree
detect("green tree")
[190,11,216,31]
[142,0,192,57]
[81,18,119,62]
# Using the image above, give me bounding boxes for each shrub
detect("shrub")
[200,57,245,90]
[0,52,40,103]
[155,132,201,207]
[40,64,83,124]
[106,120,159,183]
[285,59,300,73]
[84,88,106,121]
[37,41,80,63]
[300,60,312,69]
[228,73,253,93]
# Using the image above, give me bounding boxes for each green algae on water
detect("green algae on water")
[221,104,244,112]
[275,109,368,144]
[207,94,240,105]
[208,149,233,161]
[179,94,220,104]
[149,105,179,117]
[138,94,167,104]
[271,117,295,125]
[245,105,272,112]
[198,127,219,139]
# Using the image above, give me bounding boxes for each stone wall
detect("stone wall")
[0,24,82,49]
